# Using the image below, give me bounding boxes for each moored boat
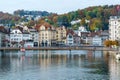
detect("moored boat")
[20,48,25,52]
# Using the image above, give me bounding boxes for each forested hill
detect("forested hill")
[13,10,53,17]
[0,5,120,31]
[0,10,54,26]
[38,5,119,31]
[0,11,20,26]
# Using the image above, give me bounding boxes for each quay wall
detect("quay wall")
[0,46,117,51]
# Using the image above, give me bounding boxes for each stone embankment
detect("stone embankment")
[0,46,117,51]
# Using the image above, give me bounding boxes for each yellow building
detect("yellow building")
[56,26,67,46]
[38,24,56,47]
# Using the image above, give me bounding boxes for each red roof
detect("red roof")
[66,29,75,36]
[35,22,52,31]
[0,26,8,33]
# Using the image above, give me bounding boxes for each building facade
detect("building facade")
[66,29,74,46]
[38,25,56,47]
[109,16,120,41]
[92,35,102,46]
[66,33,74,46]
[10,27,32,47]
[78,26,87,37]
[29,28,39,47]
[56,26,66,46]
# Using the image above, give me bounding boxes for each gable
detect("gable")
[11,29,22,34]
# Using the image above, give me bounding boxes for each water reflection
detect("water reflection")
[0,50,119,80]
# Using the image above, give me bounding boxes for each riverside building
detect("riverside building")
[109,16,120,41]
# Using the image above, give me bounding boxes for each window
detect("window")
[32,34,34,36]
[69,35,72,38]
[15,31,17,33]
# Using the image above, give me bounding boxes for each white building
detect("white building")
[66,29,74,46]
[29,28,39,47]
[66,33,74,46]
[71,19,81,25]
[109,16,120,41]
[78,26,87,37]
[10,27,32,47]
[10,28,23,43]
[92,35,102,46]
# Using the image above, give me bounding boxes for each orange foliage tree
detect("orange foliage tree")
[104,40,119,47]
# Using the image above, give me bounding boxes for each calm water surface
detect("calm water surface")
[0,50,120,80]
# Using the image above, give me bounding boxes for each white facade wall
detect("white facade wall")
[78,26,87,37]
[10,29,22,42]
[31,32,39,42]
[66,34,74,45]
[23,33,31,41]
[109,16,120,41]
[24,42,34,47]
[92,36,102,46]
[10,29,32,42]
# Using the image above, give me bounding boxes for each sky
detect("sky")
[0,0,120,14]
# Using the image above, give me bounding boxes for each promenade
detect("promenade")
[0,46,118,51]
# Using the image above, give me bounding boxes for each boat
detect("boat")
[20,48,25,52]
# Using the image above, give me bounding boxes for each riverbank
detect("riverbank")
[0,46,118,51]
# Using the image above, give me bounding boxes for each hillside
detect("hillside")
[0,5,120,31]
[14,10,53,17]
[0,10,54,27]
[37,5,119,31]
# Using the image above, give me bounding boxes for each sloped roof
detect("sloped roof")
[66,29,75,36]
[88,31,101,37]
[12,26,30,34]
[0,26,8,34]
[35,22,52,31]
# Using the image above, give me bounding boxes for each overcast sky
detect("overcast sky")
[0,0,120,14]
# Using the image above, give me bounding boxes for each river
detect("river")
[0,50,120,80]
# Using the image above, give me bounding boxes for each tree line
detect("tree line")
[36,5,119,31]
[0,5,119,31]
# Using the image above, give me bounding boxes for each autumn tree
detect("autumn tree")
[104,40,112,47]
[112,40,119,46]
[89,18,102,31]
[104,40,119,47]
[80,18,86,26]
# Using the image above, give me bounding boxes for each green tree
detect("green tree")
[80,18,86,26]
[89,18,102,31]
